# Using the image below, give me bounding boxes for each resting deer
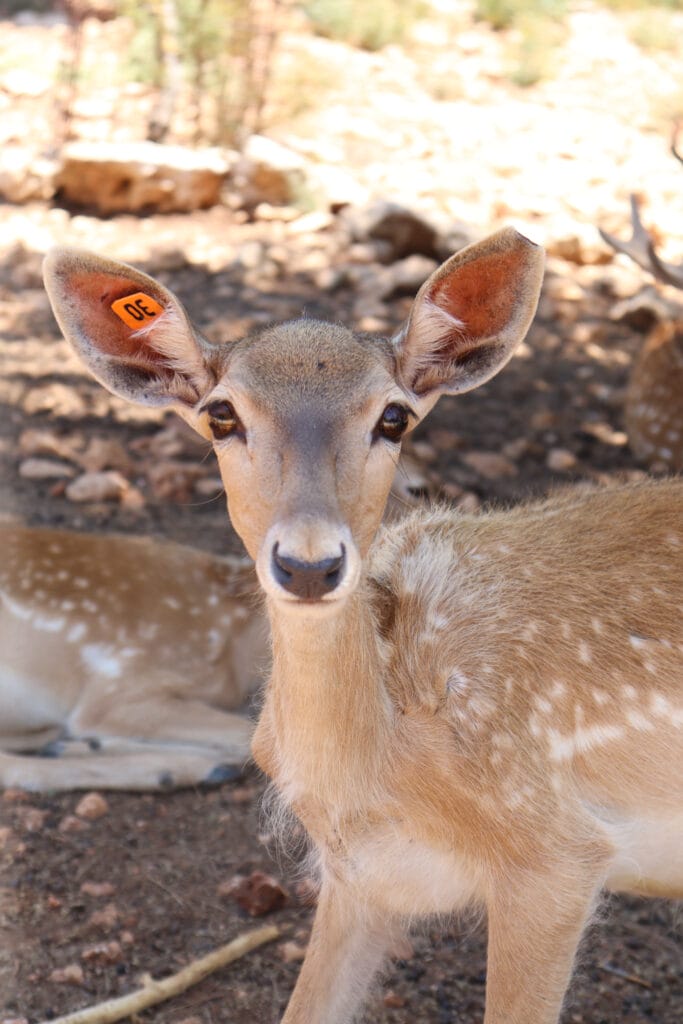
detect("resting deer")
[600,191,683,472]
[0,524,265,791]
[44,228,683,1024]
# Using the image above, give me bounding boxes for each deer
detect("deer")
[43,227,683,1024]
[0,522,266,791]
[600,178,683,474]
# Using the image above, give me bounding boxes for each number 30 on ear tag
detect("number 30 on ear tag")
[111,292,164,329]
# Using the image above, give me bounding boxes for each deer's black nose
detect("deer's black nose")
[271,543,346,600]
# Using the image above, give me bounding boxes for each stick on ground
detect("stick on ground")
[42,924,280,1024]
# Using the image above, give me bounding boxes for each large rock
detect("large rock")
[231,135,310,210]
[342,201,440,261]
[0,146,57,203]
[55,142,233,214]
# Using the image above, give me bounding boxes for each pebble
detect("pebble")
[546,448,578,471]
[279,940,307,963]
[87,902,119,929]
[383,990,407,1008]
[461,451,518,479]
[49,963,84,985]
[219,871,289,917]
[19,457,75,480]
[81,940,123,965]
[65,470,130,503]
[75,792,109,820]
[80,881,116,898]
[58,815,89,834]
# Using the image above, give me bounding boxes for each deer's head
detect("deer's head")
[44,229,543,611]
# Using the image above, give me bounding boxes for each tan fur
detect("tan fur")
[0,526,266,790]
[43,228,682,1023]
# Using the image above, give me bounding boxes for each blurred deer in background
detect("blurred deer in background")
[44,229,682,1024]
[600,134,683,472]
[1,481,426,792]
[0,523,265,791]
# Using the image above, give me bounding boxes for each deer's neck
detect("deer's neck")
[262,589,391,812]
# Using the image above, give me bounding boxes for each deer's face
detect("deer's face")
[201,321,413,606]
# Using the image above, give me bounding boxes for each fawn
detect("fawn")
[44,228,682,1023]
[0,524,264,790]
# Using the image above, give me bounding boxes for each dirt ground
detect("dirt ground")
[1,4,683,1021]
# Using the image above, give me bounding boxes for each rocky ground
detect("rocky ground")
[0,2,682,1022]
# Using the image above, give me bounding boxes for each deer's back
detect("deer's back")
[369,479,683,825]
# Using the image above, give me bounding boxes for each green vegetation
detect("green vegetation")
[302,0,428,51]
[474,0,567,31]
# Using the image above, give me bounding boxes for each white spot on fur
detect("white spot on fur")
[66,622,87,643]
[81,643,122,678]
[548,722,624,761]
[578,640,592,664]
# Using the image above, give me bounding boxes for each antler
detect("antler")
[600,193,683,290]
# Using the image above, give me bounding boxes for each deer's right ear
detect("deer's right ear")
[43,249,217,411]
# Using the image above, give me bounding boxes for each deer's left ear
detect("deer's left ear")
[394,228,544,401]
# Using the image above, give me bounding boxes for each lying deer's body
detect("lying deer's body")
[0,524,264,790]
[44,228,683,1023]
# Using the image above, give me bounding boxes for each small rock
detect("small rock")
[2,788,30,803]
[77,437,133,474]
[146,461,202,502]
[66,471,130,503]
[383,990,407,1008]
[75,792,109,820]
[0,827,13,849]
[461,451,518,479]
[119,929,135,945]
[19,458,76,480]
[501,438,531,460]
[219,871,289,917]
[279,940,307,963]
[22,383,87,418]
[47,895,62,909]
[14,807,47,832]
[19,428,83,461]
[49,963,84,986]
[81,940,123,965]
[58,815,89,834]
[88,902,119,929]
[80,881,115,898]
[546,448,577,472]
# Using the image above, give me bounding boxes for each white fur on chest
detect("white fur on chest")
[332,826,482,919]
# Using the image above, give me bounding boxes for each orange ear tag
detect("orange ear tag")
[111,292,164,329]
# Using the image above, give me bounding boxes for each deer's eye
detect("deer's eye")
[375,403,410,443]
[205,400,241,440]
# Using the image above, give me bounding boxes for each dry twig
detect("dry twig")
[42,924,279,1024]
[598,961,654,990]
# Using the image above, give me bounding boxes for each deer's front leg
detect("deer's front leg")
[282,877,397,1024]
[484,860,606,1024]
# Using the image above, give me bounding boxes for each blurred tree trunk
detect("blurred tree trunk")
[147,0,184,142]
